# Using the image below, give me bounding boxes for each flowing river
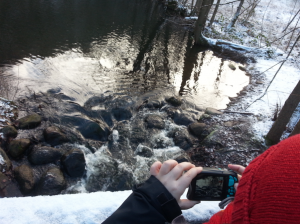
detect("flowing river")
[0,0,250,193]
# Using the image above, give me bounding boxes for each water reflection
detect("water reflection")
[0,0,249,109]
[181,50,249,109]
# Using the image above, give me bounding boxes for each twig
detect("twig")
[258,0,271,47]
[282,8,300,33]
[199,0,240,9]
[267,27,300,45]
[285,15,300,51]
[245,34,300,110]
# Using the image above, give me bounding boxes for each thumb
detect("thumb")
[178,199,200,210]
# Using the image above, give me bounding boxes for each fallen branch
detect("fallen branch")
[282,8,300,33]
[222,110,254,115]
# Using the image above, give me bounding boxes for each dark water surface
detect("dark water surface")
[0,0,249,109]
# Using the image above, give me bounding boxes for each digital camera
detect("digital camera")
[187,168,238,201]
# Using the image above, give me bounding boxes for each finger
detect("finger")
[158,160,179,176]
[150,161,162,176]
[177,167,203,191]
[178,199,200,210]
[167,162,195,180]
[228,164,245,175]
[237,174,242,181]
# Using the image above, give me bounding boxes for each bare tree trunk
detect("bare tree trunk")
[227,0,244,30]
[190,0,195,16]
[266,81,300,144]
[191,0,203,16]
[194,0,214,45]
[208,0,220,27]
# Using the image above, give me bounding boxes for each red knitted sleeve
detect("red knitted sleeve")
[203,202,234,224]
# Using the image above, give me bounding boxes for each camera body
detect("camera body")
[187,168,238,201]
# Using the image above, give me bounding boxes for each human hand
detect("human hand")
[150,160,203,210]
[228,164,245,190]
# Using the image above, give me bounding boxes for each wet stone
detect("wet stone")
[2,125,18,139]
[173,130,193,151]
[36,167,66,196]
[205,107,223,115]
[14,164,35,194]
[0,174,23,198]
[146,99,163,109]
[189,122,207,138]
[173,154,191,163]
[228,63,236,70]
[135,145,154,158]
[130,119,147,145]
[15,113,42,129]
[145,114,165,129]
[166,96,183,107]
[29,146,63,165]
[173,111,194,126]
[44,126,69,146]
[238,66,246,71]
[202,129,224,148]
[61,149,86,178]
[163,107,178,118]
[0,147,12,172]
[8,139,31,159]
[111,107,132,121]
[78,119,110,141]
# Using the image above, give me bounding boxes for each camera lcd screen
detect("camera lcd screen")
[195,176,224,198]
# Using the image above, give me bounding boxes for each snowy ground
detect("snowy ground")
[0,189,220,224]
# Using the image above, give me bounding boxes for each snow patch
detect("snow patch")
[0,189,220,223]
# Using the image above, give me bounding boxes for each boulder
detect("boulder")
[205,107,223,115]
[189,122,207,138]
[130,119,147,145]
[238,66,246,71]
[99,110,113,127]
[173,130,193,151]
[2,125,18,139]
[86,155,118,192]
[77,119,110,141]
[146,99,163,109]
[111,107,132,121]
[163,107,178,118]
[173,154,191,163]
[166,96,182,107]
[202,129,224,148]
[0,147,12,172]
[61,149,86,178]
[135,145,154,158]
[173,112,194,126]
[228,63,236,70]
[8,139,31,158]
[14,164,35,194]
[15,113,42,129]
[28,146,63,165]
[0,172,23,197]
[36,167,66,196]
[145,114,165,129]
[44,126,69,146]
